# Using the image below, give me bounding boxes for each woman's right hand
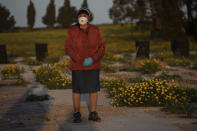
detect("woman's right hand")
[82,57,93,66]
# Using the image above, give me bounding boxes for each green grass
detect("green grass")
[0,29,66,57]
[0,23,197,59]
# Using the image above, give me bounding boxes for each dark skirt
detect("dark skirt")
[72,69,100,93]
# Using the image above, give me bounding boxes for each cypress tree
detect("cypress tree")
[57,0,77,28]
[81,0,93,22]
[42,0,56,28]
[27,0,36,29]
[81,0,88,8]
[0,4,15,32]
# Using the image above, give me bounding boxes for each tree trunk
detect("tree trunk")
[154,16,162,30]
[151,16,162,37]
[135,41,150,58]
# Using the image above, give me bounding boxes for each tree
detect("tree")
[134,0,147,21]
[134,0,152,31]
[109,0,189,57]
[57,0,77,28]
[180,0,195,21]
[109,0,186,39]
[149,0,163,36]
[109,0,133,24]
[158,0,186,40]
[179,0,197,37]
[150,0,189,57]
[42,0,56,28]
[27,0,36,29]
[80,0,93,22]
[81,0,88,8]
[109,0,150,24]
[0,4,15,32]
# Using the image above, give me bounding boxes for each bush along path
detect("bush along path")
[103,77,197,118]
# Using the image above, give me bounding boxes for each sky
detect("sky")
[0,0,113,28]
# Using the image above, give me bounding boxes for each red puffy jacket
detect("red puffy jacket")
[65,23,105,71]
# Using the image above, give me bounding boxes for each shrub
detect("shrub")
[47,75,72,89]
[34,65,71,89]
[53,59,70,73]
[161,87,197,118]
[107,78,193,107]
[34,65,61,85]
[139,59,162,74]
[101,77,127,98]
[0,64,25,79]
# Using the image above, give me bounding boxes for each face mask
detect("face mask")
[78,17,88,25]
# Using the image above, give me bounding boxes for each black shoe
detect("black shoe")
[88,111,101,122]
[72,111,82,123]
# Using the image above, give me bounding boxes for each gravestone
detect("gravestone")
[135,41,150,58]
[35,43,48,61]
[171,40,189,57]
[0,45,8,64]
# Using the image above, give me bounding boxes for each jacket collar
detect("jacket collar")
[77,23,91,30]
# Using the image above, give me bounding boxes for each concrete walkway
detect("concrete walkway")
[0,85,197,131]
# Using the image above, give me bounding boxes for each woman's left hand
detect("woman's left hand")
[83,57,93,66]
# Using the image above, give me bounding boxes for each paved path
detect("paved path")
[0,85,197,131]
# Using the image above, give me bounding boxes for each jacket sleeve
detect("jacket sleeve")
[65,29,84,64]
[91,28,105,64]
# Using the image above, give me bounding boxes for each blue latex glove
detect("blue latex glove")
[83,57,93,66]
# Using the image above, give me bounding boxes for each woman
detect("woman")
[65,7,105,123]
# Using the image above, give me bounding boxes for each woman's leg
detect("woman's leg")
[89,92,98,112]
[72,93,81,112]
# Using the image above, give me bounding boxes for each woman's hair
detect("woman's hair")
[77,10,90,17]
[77,8,91,17]
[75,8,91,25]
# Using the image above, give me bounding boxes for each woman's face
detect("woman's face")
[78,13,89,25]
